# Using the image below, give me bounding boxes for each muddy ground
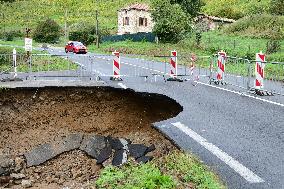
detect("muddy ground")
[0,87,182,188]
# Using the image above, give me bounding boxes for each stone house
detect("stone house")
[195,13,236,31]
[117,3,154,35]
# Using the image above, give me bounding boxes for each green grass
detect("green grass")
[0,46,78,73]
[93,151,225,189]
[89,31,284,62]
[87,31,284,81]
[0,0,150,35]
[201,0,270,19]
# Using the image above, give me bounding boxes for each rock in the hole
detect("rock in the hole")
[0,167,5,176]
[128,144,148,159]
[24,143,53,167]
[80,135,108,159]
[25,133,83,167]
[0,155,15,176]
[108,137,124,150]
[21,179,32,188]
[10,173,26,180]
[14,156,25,172]
[146,144,156,153]
[0,176,11,185]
[52,133,83,155]
[96,146,112,164]
[136,156,153,164]
[112,149,127,166]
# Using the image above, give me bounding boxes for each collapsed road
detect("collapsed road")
[0,47,283,189]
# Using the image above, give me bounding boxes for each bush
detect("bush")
[270,0,284,15]
[69,21,111,45]
[223,14,284,39]
[0,30,24,41]
[201,0,270,19]
[266,40,281,54]
[33,19,61,43]
[151,0,191,43]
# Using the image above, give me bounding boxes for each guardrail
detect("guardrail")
[1,51,283,96]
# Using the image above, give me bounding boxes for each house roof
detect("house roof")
[119,3,150,12]
[198,13,236,23]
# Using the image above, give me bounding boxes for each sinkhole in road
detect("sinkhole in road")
[0,86,183,187]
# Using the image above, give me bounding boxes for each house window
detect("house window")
[123,17,129,26]
[139,17,147,27]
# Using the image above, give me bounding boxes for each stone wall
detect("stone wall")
[118,9,154,35]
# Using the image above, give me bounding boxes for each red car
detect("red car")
[65,41,87,54]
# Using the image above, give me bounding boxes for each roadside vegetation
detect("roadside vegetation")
[93,151,225,189]
[0,46,78,72]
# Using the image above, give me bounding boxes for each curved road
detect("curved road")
[1,47,284,189]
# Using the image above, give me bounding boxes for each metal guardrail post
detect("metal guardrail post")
[246,59,251,90]
[209,56,214,84]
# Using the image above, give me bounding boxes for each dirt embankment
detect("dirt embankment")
[0,87,182,188]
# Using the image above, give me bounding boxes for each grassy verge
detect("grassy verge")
[87,31,283,81]
[89,31,284,62]
[0,38,41,48]
[92,151,225,189]
[0,46,78,72]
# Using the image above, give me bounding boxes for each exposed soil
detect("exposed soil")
[0,87,183,188]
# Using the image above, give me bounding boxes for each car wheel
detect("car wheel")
[65,48,68,53]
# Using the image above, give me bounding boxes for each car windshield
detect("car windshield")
[73,42,84,46]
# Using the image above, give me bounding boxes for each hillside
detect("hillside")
[201,0,270,19]
[0,0,150,34]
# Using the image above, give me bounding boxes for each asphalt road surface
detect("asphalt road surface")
[2,47,284,189]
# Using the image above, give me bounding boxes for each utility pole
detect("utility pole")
[96,10,99,48]
[25,28,31,57]
[2,13,5,34]
[64,8,68,41]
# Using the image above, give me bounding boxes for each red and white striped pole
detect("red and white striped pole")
[112,50,121,80]
[170,51,177,78]
[255,52,265,90]
[190,53,197,76]
[217,51,226,81]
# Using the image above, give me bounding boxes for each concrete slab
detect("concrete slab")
[52,134,83,155]
[128,144,148,159]
[146,144,156,153]
[112,149,127,166]
[24,143,53,167]
[96,146,112,165]
[25,133,83,167]
[136,156,153,164]
[80,135,108,159]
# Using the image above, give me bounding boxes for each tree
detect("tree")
[33,19,61,43]
[151,0,191,43]
[270,0,284,15]
[171,0,203,18]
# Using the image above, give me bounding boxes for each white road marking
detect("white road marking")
[122,151,128,164]
[196,81,284,107]
[118,83,127,89]
[119,138,129,151]
[171,122,265,183]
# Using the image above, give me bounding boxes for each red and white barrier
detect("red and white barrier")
[112,51,120,79]
[255,52,265,89]
[13,48,17,78]
[170,51,177,78]
[217,51,226,81]
[190,53,197,76]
